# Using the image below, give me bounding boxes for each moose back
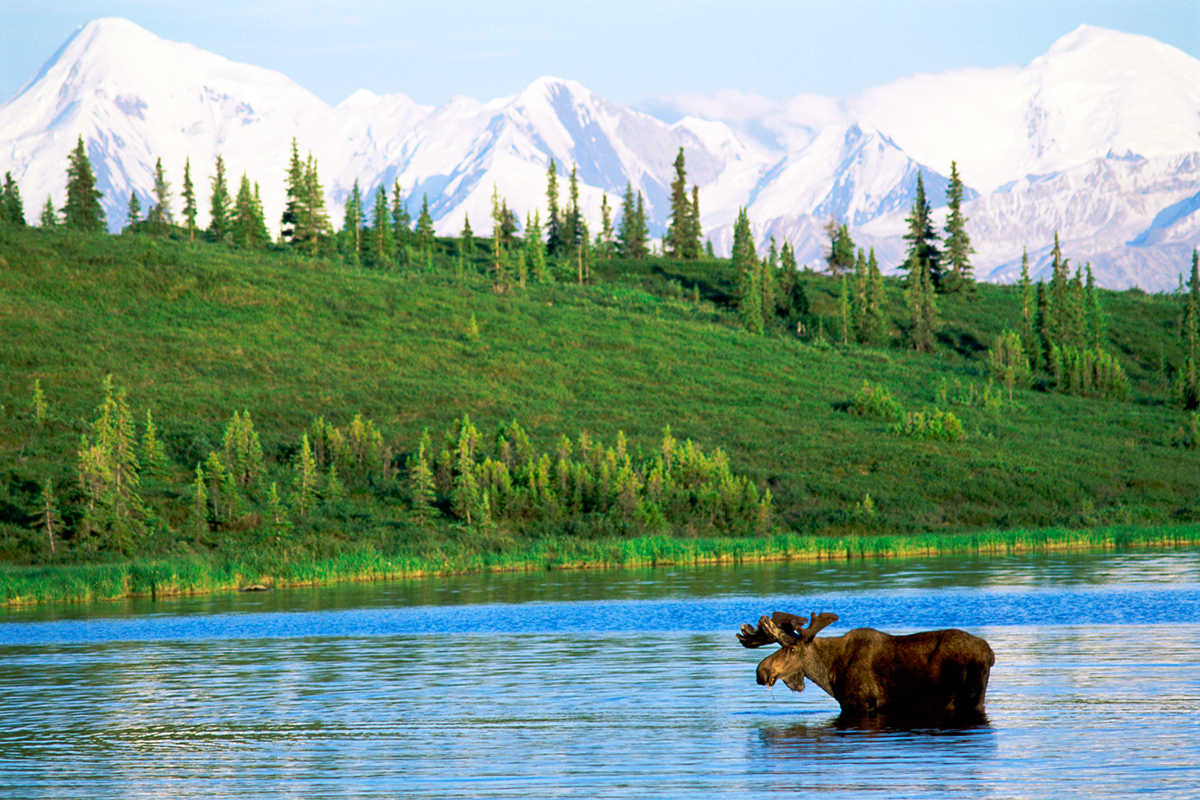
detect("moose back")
[738,611,995,718]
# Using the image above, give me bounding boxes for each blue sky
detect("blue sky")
[2,0,1197,109]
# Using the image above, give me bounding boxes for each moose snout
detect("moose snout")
[756,665,774,687]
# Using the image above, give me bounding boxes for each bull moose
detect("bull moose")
[738,611,994,718]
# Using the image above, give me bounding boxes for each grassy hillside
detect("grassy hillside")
[2,225,1198,594]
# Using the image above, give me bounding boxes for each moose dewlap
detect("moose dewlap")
[738,611,995,717]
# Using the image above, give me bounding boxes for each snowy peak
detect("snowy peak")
[1,18,1198,290]
[851,25,1200,194]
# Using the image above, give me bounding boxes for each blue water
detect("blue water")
[1,551,1197,798]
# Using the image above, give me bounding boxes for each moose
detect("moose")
[738,611,994,719]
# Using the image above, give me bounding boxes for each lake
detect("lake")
[1,550,1198,798]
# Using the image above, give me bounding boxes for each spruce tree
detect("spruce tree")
[863,247,886,344]
[839,275,852,345]
[1049,232,1070,343]
[1183,248,1200,363]
[148,157,172,226]
[688,184,702,259]
[545,158,561,255]
[341,179,363,266]
[562,164,581,255]
[666,147,693,258]
[617,181,636,257]
[415,194,435,257]
[597,193,615,258]
[733,208,762,334]
[281,138,303,243]
[1,172,26,226]
[460,212,474,261]
[125,191,141,231]
[824,218,855,276]
[369,184,394,268]
[942,161,974,293]
[633,191,649,258]
[852,247,868,341]
[391,180,411,262]
[208,154,231,242]
[902,171,940,287]
[1085,264,1105,351]
[232,173,268,249]
[525,210,549,283]
[1018,247,1033,345]
[39,196,57,228]
[63,136,106,232]
[906,257,938,352]
[759,237,777,329]
[296,153,332,252]
[181,157,197,241]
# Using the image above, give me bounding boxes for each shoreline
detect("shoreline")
[3,524,1198,607]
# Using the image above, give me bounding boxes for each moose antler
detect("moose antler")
[737,611,840,648]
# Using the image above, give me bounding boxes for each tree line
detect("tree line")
[28,377,773,557]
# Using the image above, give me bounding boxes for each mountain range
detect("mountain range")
[2,18,1198,290]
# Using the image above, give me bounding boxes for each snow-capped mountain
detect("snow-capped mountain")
[2,18,1198,291]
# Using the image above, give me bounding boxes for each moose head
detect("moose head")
[737,611,840,694]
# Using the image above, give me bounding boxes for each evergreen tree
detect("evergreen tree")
[1049,231,1070,342]
[39,196,57,228]
[208,154,231,241]
[852,247,868,341]
[633,191,649,258]
[824,218,855,276]
[545,158,561,255]
[941,161,974,293]
[181,157,197,241]
[617,181,637,257]
[689,184,703,259]
[281,138,303,242]
[62,136,106,232]
[1018,247,1033,346]
[863,247,886,344]
[906,257,939,352]
[1183,248,1200,363]
[597,193,615,257]
[561,164,581,256]
[147,157,172,226]
[125,191,141,231]
[499,199,519,247]
[525,210,549,283]
[460,212,474,260]
[1036,280,1052,369]
[232,173,269,248]
[298,153,332,252]
[1,172,26,226]
[901,171,940,287]
[759,237,777,329]
[369,184,395,268]
[839,275,852,345]
[733,208,762,334]
[415,194,435,257]
[666,147,694,259]
[1085,264,1105,351]
[391,180,411,262]
[489,186,510,293]
[341,179,363,266]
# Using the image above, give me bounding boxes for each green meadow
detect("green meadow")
[2,226,1198,604]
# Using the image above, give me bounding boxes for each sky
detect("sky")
[1,0,1198,112]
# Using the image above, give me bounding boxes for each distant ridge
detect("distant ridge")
[2,19,1198,290]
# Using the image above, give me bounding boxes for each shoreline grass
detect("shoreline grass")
[3,524,1198,607]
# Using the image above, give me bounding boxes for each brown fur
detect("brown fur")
[739,611,995,717]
